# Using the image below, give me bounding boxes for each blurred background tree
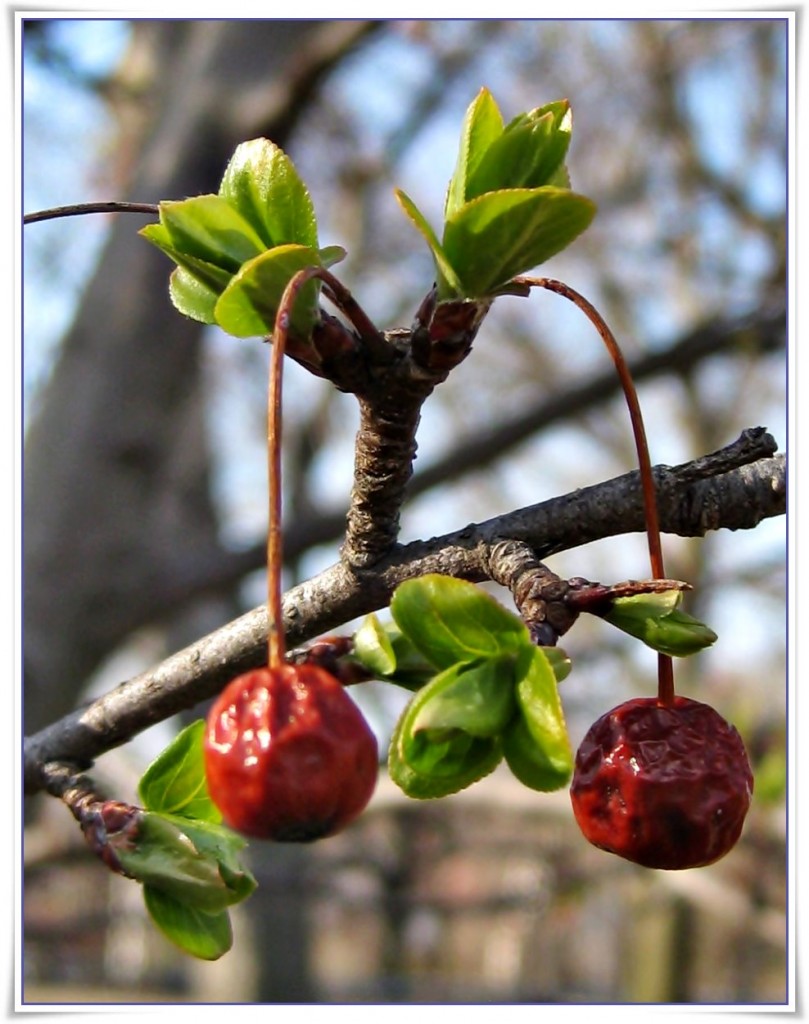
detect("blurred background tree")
[22,17,788,1004]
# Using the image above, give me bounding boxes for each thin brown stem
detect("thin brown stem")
[267,265,341,665]
[517,276,675,704]
[23,201,159,224]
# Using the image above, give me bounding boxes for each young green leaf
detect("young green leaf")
[168,266,220,324]
[605,603,719,657]
[387,657,519,799]
[139,720,221,823]
[542,645,572,684]
[140,223,235,295]
[390,575,530,669]
[156,196,267,271]
[318,244,348,269]
[389,709,503,800]
[113,812,256,914]
[466,100,572,198]
[352,614,441,689]
[143,885,233,961]
[394,189,465,299]
[218,138,319,250]
[409,657,517,738]
[353,614,398,677]
[502,646,573,792]
[444,86,505,220]
[442,187,597,298]
[213,243,323,338]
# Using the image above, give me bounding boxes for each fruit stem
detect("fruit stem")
[267,265,334,667]
[516,276,675,705]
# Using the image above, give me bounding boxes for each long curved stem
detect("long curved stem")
[517,276,675,705]
[266,265,338,666]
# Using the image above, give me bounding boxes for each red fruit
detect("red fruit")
[570,696,753,870]
[204,665,378,841]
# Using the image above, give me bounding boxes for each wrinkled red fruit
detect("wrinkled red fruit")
[570,696,753,870]
[204,665,378,841]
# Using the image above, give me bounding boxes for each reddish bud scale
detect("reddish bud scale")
[204,665,378,842]
[570,696,753,870]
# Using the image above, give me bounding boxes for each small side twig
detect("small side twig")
[23,201,159,224]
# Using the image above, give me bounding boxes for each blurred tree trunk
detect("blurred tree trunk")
[23,19,380,1003]
[23,19,378,734]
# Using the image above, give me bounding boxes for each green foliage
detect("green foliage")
[503,646,573,791]
[140,138,340,337]
[398,87,596,299]
[603,590,718,656]
[131,721,257,960]
[359,575,573,799]
[389,573,531,668]
[143,90,595,334]
[138,719,221,822]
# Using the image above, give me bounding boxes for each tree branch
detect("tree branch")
[156,300,785,602]
[24,431,784,794]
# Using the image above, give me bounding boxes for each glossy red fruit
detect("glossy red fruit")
[570,696,753,870]
[204,665,378,841]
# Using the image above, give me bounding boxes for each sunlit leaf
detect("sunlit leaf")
[444,86,505,219]
[157,195,267,271]
[138,720,221,823]
[394,189,465,298]
[218,138,319,249]
[466,100,572,197]
[443,187,597,297]
[410,657,517,738]
[503,646,573,792]
[214,243,323,338]
[390,574,530,669]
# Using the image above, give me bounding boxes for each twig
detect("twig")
[23,201,159,224]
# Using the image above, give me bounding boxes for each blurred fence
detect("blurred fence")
[23,769,787,1005]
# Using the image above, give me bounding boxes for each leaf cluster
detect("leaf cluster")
[397,89,596,299]
[124,721,257,960]
[354,575,574,797]
[140,138,345,337]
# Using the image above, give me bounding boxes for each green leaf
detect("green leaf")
[352,614,440,690]
[318,244,348,268]
[214,244,323,338]
[605,589,684,619]
[114,812,256,914]
[502,646,572,792]
[157,196,267,272]
[168,266,220,324]
[394,189,465,299]
[410,657,517,738]
[388,686,503,801]
[543,646,572,684]
[387,657,518,799]
[466,100,572,198]
[219,138,319,250]
[443,187,597,298]
[606,602,720,659]
[353,614,398,677]
[444,86,505,220]
[143,886,233,961]
[138,720,221,823]
[390,575,530,670]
